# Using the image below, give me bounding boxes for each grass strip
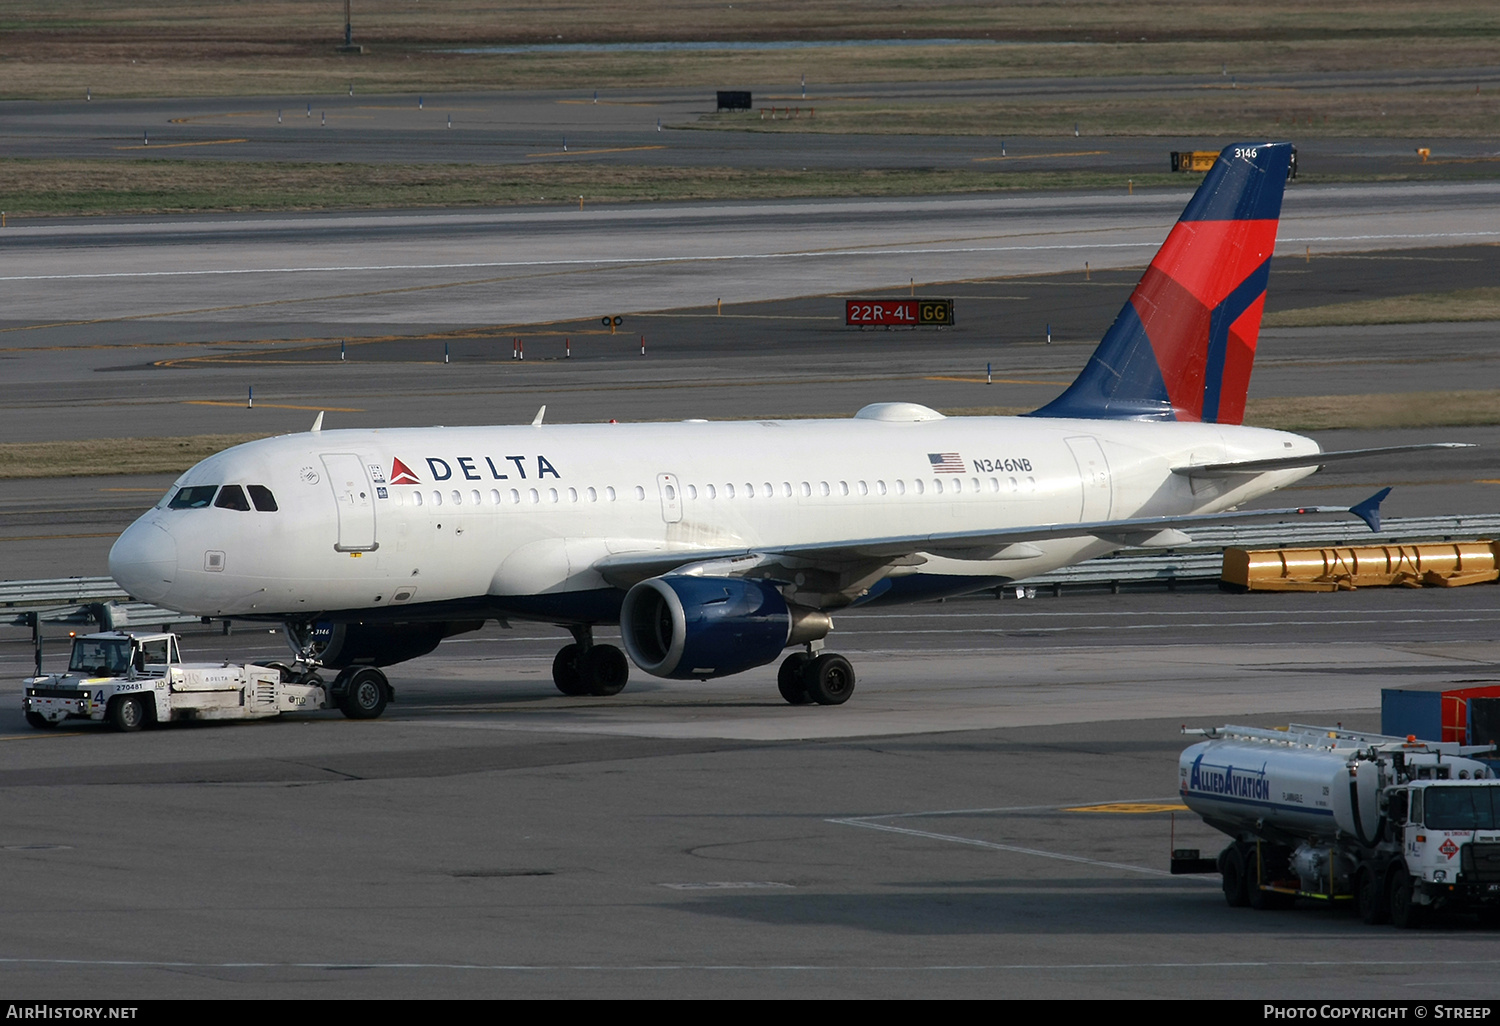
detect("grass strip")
[1264,287,1500,327]
[9,392,1499,480]
[0,433,271,480]
[696,87,1500,140]
[0,160,1198,218]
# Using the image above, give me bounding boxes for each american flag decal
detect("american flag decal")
[928,452,965,474]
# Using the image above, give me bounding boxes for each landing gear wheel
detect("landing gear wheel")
[1220,843,1250,908]
[264,661,296,684]
[552,644,589,696]
[777,653,814,705]
[108,695,147,733]
[1388,869,1424,929]
[801,653,855,706]
[25,711,57,730]
[581,645,629,697]
[1356,864,1387,924]
[337,667,389,720]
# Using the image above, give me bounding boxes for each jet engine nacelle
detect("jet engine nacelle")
[620,575,831,680]
[287,619,485,669]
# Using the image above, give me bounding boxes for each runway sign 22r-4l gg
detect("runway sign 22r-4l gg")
[845,298,955,327]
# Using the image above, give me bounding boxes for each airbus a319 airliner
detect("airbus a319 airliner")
[109,143,1457,716]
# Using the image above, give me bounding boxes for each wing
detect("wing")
[594,493,1389,606]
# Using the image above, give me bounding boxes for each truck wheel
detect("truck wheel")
[337,667,389,720]
[1220,844,1250,907]
[1387,870,1424,929]
[108,695,147,733]
[1356,865,1388,925]
[24,712,57,730]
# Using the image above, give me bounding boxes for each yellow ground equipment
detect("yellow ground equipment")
[1222,541,1500,592]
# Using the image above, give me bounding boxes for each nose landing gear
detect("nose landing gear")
[552,625,630,697]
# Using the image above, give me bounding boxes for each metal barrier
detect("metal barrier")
[5,514,1500,624]
[1011,513,1500,595]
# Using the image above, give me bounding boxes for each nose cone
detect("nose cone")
[109,520,178,604]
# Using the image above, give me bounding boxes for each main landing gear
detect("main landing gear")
[776,646,856,706]
[552,625,630,697]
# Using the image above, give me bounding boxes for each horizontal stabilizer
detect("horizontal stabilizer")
[1172,443,1473,477]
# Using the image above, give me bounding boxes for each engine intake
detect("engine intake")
[620,575,830,680]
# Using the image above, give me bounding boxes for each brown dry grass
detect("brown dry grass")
[1244,391,1500,431]
[700,86,1500,139]
[2,2,1496,99]
[0,159,1188,217]
[1263,288,1500,327]
[0,434,270,480]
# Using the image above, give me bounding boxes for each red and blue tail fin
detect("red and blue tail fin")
[1030,142,1294,424]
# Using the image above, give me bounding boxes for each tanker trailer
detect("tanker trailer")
[1177,724,1500,927]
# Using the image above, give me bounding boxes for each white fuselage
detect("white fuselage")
[109,410,1319,621]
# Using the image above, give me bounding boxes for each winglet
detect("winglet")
[1349,488,1392,532]
[311,411,324,433]
[531,405,546,427]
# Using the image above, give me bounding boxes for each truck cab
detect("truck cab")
[1390,781,1500,896]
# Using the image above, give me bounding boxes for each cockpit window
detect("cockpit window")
[168,486,219,509]
[247,485,279,512]
[214,485,251,511]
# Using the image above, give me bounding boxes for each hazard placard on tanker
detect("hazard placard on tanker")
[845,298,954,327]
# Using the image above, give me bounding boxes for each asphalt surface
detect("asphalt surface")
[2,135,1499,996]
[2,588,1500,998]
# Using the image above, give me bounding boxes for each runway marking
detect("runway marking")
[169,112,266,123]
[829,815,1189,879]
[2,955,1498,973]
[840,616,1500,635]
[183,401,365,412]
[0,532,120,542]
[926,375,1069,385]
[554,100,662,107]
[972,150,1109,163]
[525,145,668,157]
[659,881,794,890]
[10,229,1498,285]
[112,138,249,151]
[849,607,1500,620]
[0,733,86,741]
[1063,802,1189,813]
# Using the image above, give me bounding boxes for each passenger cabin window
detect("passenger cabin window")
[247,485,278,511]
[214,485,251,511]
[169,486,219,509]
